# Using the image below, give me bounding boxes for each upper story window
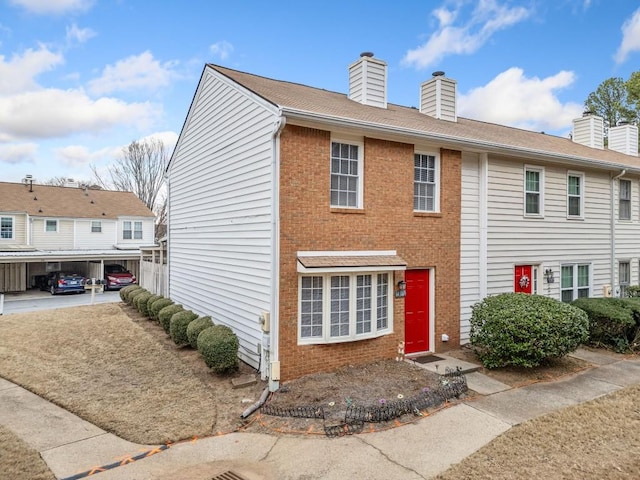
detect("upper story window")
[91,221,102,233]
[560,263,590,303]
[567,172,584,218]
[619,179,631,220]
[123,221,143,240]
[299,272,392,344]
[524,166,544,217]
[45,219,58,232]
[414,153,439,212]
[330,140,362,208]
[0,216,13,239]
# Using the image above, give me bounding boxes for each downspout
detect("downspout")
[611,169,626,292]
[164,172,171,299]
[478,153,488,300]
[269,115,286,392]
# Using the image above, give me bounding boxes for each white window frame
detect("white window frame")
[619,179,631,221]
[123,221,132,240]
[45,219,58,233]
[91,220,102,233]
[619,261,631,298]
[560,263,591,303]
[567,171,584,219]
[0,216,14,240]
[413,151,440,212]
[330,138,364,209]
[133,221,143,240]
[524,165,544,217]
[298,271,393,345]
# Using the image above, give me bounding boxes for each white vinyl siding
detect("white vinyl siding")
[298,272,392,344]
[75,219,118,249]
[0,214,27,245]
[414,152,439,212]
[31,218,74,249]
[348,56,387,108]
[330,140,363,208]
[168,67,279,369]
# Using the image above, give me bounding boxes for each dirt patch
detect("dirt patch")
[445,344,594,387]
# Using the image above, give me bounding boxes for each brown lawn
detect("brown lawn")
[0,425,55,480]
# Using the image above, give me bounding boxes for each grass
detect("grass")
[437,384,640,479]
[0,425,55,480]
[0,303,218,444]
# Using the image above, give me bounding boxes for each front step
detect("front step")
[406,354,482,375]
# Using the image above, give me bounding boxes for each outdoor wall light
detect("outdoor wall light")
[395,280,406,298]
[544,268,555,284]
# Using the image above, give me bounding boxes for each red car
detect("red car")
[104,264,137,291]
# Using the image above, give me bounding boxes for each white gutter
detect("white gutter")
[281,107,640,174]
[611,169,626,290]
[478,153,488,299]
[269,115,286,392]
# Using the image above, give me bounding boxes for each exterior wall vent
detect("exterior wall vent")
[572,112,604,150]
[608,123,639,156]
[348,53,387,109]
[420,71,457,122]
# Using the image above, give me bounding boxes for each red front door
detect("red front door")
[514,265,533,294]
[404,269,430,354]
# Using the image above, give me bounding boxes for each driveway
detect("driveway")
[0,289,121,315]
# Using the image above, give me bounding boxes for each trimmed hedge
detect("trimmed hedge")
[119,284,141,302]
[123,286,144,304]
[130,289,150,308]
[133,292,152,313]
[470,293,588,368]
[187,316,214,349]
[571,297,640,352]
[169,310,199,346]
[150,298,174,321]
[144,295,162,316]
[158,304,184,334]
[197,325,239,374]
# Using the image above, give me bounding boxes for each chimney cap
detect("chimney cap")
[432,71,445,77]
[582,110,594,117]
[360,51,374,58]
[618,120,630,126]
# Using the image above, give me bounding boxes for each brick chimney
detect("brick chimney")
[608,122,638,156]
[348,52,387,109]
[420,71,457,122]
[572,111,604,150]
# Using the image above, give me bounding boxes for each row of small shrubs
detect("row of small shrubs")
[571,297,640,352]
[118,284,238,373]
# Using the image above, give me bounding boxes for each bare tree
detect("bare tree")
[43,176,97,188]
[91,138,169,217]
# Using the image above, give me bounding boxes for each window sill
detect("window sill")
[523,214,544,219]
[566,216,584,221]
[330,207,365,214]
[298,329,392,346]
[414,211,442,218]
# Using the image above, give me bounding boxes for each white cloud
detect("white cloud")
[54,144,112,167]
[614,7,640,64]
[0,88,160,141]
[139,130,179,151]
[402,0,532,69]
[210,41,234,61]
[458,67,584,131]
[66,23,96,45]
[8,0,94,15]
[0,45,64,95]
[0,143,37,164]
[88,51,178,95]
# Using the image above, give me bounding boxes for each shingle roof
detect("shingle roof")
[0,182,155,219]
[211,64,640,171]
[298,254,407,269]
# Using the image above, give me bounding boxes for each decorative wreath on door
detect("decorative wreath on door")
[519,275,530,289]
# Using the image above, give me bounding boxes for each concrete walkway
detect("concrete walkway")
[2,348,639,480]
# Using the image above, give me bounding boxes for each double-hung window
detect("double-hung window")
[524,166,544,216]
[299,272,392,344]
[414,153,439,212]
[123,221,142,240]
[0,216,13,239]
[91,221,102,233]
[560,264,590,302]
[567,172,584,218]
[45,219,58,232]
[330,140,362,208]
[619,179,631,220]
[619,261,631,298]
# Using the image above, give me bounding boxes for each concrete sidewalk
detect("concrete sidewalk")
[2,348,639,480]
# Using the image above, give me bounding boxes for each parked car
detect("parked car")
[104,264,137,290]
[45,272,86,295]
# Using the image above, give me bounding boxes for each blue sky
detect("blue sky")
[1,0,639,184]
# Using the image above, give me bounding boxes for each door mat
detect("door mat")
[411,355,445,364]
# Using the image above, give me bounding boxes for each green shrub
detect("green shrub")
[123,285,143,304]
[197,325,239,374]
[136,293,156,317]
[127,287,148,305]
[470,293,588,369]
[145,294,162,313]
[169,310,199,346]
[571,297,638,352]
[187,316,214,349]
[626,285,640,298]
[158,304,184,333]
[130,289,150,308]
[150,298,174,321]
[119,285,140,302]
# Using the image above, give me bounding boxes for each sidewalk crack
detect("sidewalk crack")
[355,435,427,479]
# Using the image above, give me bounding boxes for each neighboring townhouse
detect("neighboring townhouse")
[168,53,640,388]
[0,180,156,292]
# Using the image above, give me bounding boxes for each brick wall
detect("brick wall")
[278,124,461,380]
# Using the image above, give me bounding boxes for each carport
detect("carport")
[0,248,141,293]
